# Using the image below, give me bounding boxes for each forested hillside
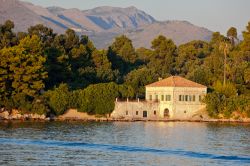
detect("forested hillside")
[0,20,249,118]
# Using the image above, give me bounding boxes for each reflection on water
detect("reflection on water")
[0,121,249,166]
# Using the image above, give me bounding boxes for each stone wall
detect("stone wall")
[172,103,206,119]
[111,100,160,120]
[111,97,207,120]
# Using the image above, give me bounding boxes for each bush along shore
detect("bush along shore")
[0,20,249,121]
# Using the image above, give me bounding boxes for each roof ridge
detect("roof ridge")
[145,75,207,88]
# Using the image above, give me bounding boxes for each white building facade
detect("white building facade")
[111,76,207,120]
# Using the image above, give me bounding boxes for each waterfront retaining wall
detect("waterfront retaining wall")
[111,99,207,120]
[111,100,160,120]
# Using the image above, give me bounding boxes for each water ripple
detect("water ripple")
[0,138,249,163]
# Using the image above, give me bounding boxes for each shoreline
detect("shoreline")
[1,117,250,123]
[1,109,250,123]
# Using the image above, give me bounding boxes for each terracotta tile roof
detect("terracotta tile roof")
[145,76,207,88]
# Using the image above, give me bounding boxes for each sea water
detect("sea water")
[0,121,249,166]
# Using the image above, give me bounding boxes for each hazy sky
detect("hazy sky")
[21,0,250,34]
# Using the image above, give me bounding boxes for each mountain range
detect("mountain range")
[0,0,213,48]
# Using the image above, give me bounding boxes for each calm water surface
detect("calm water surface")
[0,121,249,166]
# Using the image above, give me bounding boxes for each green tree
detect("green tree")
[17,32,27,41]
[188,66,213,86]
[28,24,56,47]
[69,35,96,89]
[110,35,137,63]
[148,35,176,77]
[203,32,227,84]
[12,35,47,97]
[213,81,237,98]
[0,35,47,98]
[78,82,120,115]
[0,48,13,100]
[0,35,47,114]
[204,81,238,117]
[244,68,250,84]
[44,83,72,115]
[204,92,222,117]
[64,29,80,52]
[118,84,135,98]
[176,40,210,76]
[0,20,17,49]
[92,49,118,82]
[136,47,153,65]
[125,67,156,98]
[44,47,71,89]
[70,38,94,70]
[227,27,238,46]
[210,32,226,49]
[227,50,249,90]
[108,35,137,76]
[241,22,250,52]
[45,30,96,89]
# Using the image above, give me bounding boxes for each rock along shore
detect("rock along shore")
[0,109,48,121]
[1,109,250,123]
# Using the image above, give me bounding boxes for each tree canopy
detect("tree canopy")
[0,20,249,118]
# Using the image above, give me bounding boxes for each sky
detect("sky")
[21,0,250,35]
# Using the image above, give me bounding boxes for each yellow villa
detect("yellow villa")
[111,76,207,120]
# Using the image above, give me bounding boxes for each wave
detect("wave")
[0,138,249,163]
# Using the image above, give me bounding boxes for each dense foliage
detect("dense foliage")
[77,82,119,115]
[0,20,249,117]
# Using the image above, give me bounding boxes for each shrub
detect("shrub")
[118,84,135,98]
[205,87,250,118]
[213,81,237,98]
[44,84,72,116]
[204,92,222,117]
[78,82,119,115]
[1,93,47,115]
[30,97,48,115]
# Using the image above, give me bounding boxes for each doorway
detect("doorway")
[164,108,170,118]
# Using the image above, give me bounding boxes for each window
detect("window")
[189,95,192,101]
[149,95,152,101]
[154,111,156,115]
[161,95,164,101]
[199,95,203,102]
[126,111,128,115]
[166,95,171,101]
[179,95,185,101]
[179,95,192,101]
[155,95,158,101]
[136,111,138,115]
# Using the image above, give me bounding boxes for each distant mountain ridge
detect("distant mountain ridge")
[126,21,212,48]
[0,0,213,48]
